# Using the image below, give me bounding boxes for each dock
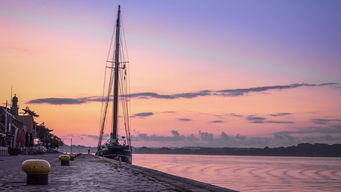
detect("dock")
[0,154,237,192]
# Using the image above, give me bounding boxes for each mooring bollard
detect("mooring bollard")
[70,153,75,161]
[21,159,51,185]
[59,154,70,166]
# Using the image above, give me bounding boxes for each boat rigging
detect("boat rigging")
[96,5,132,164]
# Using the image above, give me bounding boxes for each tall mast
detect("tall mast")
[112,5,121,141]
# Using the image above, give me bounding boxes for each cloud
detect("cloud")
[133,131,186,142]
[80,134,99,140]
[254,120,294,124]
[210,120,224,123]
[131,128,341,148]
[246,115,294,124]
[130,111,175,118]
[80,134,109,141]
[27,82,338,105]
[160,111,177,114]
[131,112,154,118]
[270,113,291,117]
[247,115,266,121]
[80,134,109,140]
[215,113,243,118]
[199,131,214,141]
[66,125,341,148]
[213,83,338,97]
[171,130,181,137]
[276,124,341,135]
[126,83,337,99]
[126,90,211,99]
[312,118,341,125]
[177,118,192,122]
[28,97,87,105]
[229,113,243,117]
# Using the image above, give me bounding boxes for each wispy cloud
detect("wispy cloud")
[276,124,341,135]
[210,120,224,123]
[270,113,292,117]
[312,118,341,125]
[178,118,192,122]
[246,115,294,124]
[80,134,109,141]
[247,115,266,121]
[27,82,338,105]
[252,120,295,124]
[131,112,154,118]
[215,113,243,118]
[160,111,177,114]
[213,83,337,97]
[80,134,100,140]
[126,83,338,99]
[28,97,88,105]
[229,113,243,117]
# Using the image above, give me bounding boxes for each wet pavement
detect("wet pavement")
[0,154,236,192]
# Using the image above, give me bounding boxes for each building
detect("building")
[0,95,36,154]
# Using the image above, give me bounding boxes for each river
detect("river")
[133,154,341,192]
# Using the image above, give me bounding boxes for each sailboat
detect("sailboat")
[96,5,132,164]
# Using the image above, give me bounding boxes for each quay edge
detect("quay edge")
[96,155,238,192]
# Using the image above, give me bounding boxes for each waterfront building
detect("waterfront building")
[0,95,36,154]
[1,94,63,155]
[0,105,24,148]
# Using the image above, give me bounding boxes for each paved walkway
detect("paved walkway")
[0,154,236,192]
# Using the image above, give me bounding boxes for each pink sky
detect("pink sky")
[1,1,340,147]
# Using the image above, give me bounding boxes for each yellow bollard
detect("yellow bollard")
[59,155,70,166]
[69,154,75,161]
[22,159,51,185]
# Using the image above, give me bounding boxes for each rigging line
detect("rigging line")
[97,16,117,149]
[118,57,128,131]
[121,17,130,62]
[122,82,131,148]
[98,58,115,149]
[121,68,131,146]
[97,68,107,147]
[118,73,126,131]
[118,54,125,120]
[118,52,131,148]
[121,51,132,148]
[98,71,112,147]
[120,23,132,147]
[119,15,132,149]
[123,80,131,147]
[119,80,129,146]
[121,89,130,145]
[122,21,132,147]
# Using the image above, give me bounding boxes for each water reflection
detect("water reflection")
[133,154,341,192]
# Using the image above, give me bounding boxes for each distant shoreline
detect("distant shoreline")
[61,143,341,157]
[133,143,341,157]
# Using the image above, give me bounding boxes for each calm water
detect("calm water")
[133,154,341,192]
